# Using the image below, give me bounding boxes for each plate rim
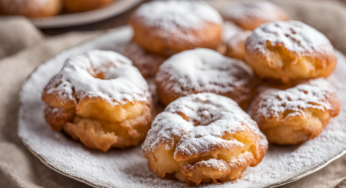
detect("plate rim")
[26,0,141,28]
[17,25,346,188]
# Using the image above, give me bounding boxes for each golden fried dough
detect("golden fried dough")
[155,48,255,110]
[143,93,268,185]
[251,79,340,145]
[0,0,62,18]
[42,50,153,151]
[130,1,222,56]
[123,42,167,78]
[222,1,289,30]
[63,0,113,13]
[245,20,337,85]
[225,30,252,61]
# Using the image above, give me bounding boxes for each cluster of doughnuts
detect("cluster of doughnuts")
[41,0,341,186]
[222,1,290,61]
[124,0,223,78]
[0,0,113,18]
[220,3,339,145]
[42,50,153,151]
[243,20,339,146]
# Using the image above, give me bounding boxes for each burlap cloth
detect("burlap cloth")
[1,0,346,187]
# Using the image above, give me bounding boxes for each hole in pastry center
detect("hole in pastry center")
[87,62,118,80]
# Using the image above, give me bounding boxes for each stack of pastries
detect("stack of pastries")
[41,0,340,186]
[0,0,113,17]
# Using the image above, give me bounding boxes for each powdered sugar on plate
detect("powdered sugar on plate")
[18,26,346,188]
[246,20,335,55]
[134,0,222,31]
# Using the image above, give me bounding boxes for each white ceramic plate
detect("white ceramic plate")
[18,26,346,188]
[28,0,141,28]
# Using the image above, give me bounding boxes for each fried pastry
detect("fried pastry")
[225,30,252,61]
[0,0,62,18]
[130,0,223,56]
[62,0,113,13]
[42,50,153,151]
[143,93,268,185]
[222,1,289,30]
[155,48,255,110]
[245,20,337,85]
[251,79,340,145]
[123,42,167,78]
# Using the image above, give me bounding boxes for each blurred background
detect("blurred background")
[2,0,346,57]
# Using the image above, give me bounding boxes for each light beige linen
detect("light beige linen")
[0,17,44,59]
[1,0,346,187]
[0,17,102,188]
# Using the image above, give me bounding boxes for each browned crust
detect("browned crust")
[180,152,255,184]
[253,74,310,89]
[226,14,289,31]
[225,40,247,61]
[155,69,255,111]
[0,0,62,18]
[44,100,153,151]
[64,120,119,152]
[222,4,289,30]
[63,102,152,151]
[44,105,76,131]
[62,0,113,13]
[130,16,222,56]
[225,30,252,61]
[41,74,77,109]
[326,91,341,117]
[245,39,337,84]
[123,42,167,78]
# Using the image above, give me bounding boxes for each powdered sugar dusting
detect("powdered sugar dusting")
[143,93,266,160]
[253,78,334,118]
[134,0,222,31]
[46,50,149,106]
[155,48,253,95]
[247,20,335,55]
[222,1,288,25]
[17,26,346,188]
